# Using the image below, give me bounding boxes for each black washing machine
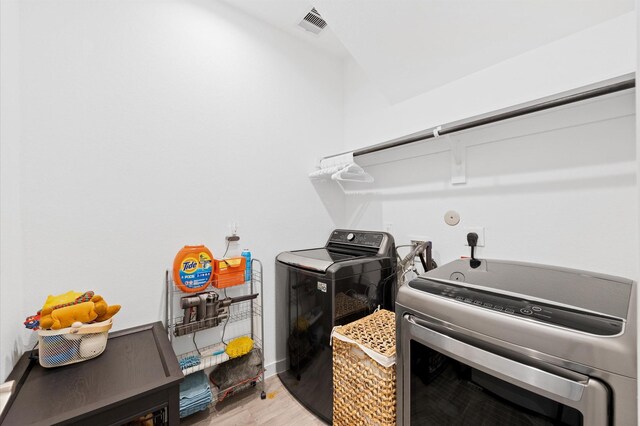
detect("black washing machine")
[276,229,396,423]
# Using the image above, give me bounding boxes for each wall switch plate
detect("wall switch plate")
[464,227,485,247]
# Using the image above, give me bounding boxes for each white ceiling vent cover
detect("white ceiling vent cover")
[298,8,327,35]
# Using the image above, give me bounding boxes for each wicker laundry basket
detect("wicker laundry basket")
[332,309,396,426]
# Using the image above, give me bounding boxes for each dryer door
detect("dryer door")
[398,314,610,426]
[277,264,334,423]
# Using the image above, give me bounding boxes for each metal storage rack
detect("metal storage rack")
[165,258,265,405]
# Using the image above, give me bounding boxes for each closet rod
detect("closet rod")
[347,74,635,158]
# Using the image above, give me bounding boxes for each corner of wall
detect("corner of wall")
[0,0,25,382]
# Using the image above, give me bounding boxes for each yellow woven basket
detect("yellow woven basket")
[332,309,396,426]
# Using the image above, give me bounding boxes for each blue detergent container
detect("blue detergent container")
[241,249,252,282]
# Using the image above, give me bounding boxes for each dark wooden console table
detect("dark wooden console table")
[0,322,183,425]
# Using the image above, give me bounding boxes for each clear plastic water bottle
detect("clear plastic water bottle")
[241,249,251,282]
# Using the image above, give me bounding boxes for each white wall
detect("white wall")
[0,0,27,382]
[317,0,634,103]
[335,12,637,279]
[5,0,344,379]
[343,12,636,152]
[636,1,639,421]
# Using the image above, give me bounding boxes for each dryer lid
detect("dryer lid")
[276,248,364,273]
[420,259,634,319]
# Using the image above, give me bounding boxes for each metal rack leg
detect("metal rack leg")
[251,259,266,401]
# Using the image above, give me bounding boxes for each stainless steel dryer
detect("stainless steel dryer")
[396,258,636,426]
[276,229,396,423]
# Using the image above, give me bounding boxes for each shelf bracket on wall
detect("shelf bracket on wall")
[434,127,466,184]
[450,136,466,185]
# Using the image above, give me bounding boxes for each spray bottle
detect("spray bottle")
[241,249,252,282]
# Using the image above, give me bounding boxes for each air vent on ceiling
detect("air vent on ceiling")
[298,7,327,35]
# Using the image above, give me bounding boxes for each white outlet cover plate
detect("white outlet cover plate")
[464,227,485,247]
[409,235,429,245]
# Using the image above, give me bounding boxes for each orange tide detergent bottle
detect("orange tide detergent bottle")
[173,245,214,293]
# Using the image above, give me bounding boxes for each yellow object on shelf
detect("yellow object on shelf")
[225,336,254,358]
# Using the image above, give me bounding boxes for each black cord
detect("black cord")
[222,239,230,258]
[379,270,398,311]
[219,239,234,270]
[221,287,230,347]
[221,316,231,347]
[190,241,232,358]
[192,331,202,356]
[418,251,428,272]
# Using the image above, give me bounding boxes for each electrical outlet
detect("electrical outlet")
[228,221,239,236]
[464,227,485,247]
[226,221,240,242]
[384,222,393,234]
[410,236,429,246]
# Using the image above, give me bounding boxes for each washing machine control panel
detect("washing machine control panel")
[330,230,384,248]
[409,277,624,336]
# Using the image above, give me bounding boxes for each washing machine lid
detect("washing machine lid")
[415,258,634,320]
[397,259,637,376]
[276,248,365,273]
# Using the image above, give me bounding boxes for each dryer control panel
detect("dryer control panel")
[329,230,385,248]
[409,277,624,336]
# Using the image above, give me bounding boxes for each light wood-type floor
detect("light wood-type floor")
[180,375,326,426]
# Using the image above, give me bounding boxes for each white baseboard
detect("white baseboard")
[264,358,287,378]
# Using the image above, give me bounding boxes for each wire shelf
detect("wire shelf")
[170,269,263,294]
[169,300,261,337]
[177,335,263,376]
[212,372,265,405]
[167,258,265,408]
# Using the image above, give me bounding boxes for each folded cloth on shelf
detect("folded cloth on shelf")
[179,397,212,417]
[180,402,211,418]
[180,396,212,418]
[179,371,212,418]
[178,355,201,370]
[180,371,210,399]
[181,389,210,405]
[181,393,211,410]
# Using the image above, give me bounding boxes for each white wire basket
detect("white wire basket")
[37,319,113,368]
